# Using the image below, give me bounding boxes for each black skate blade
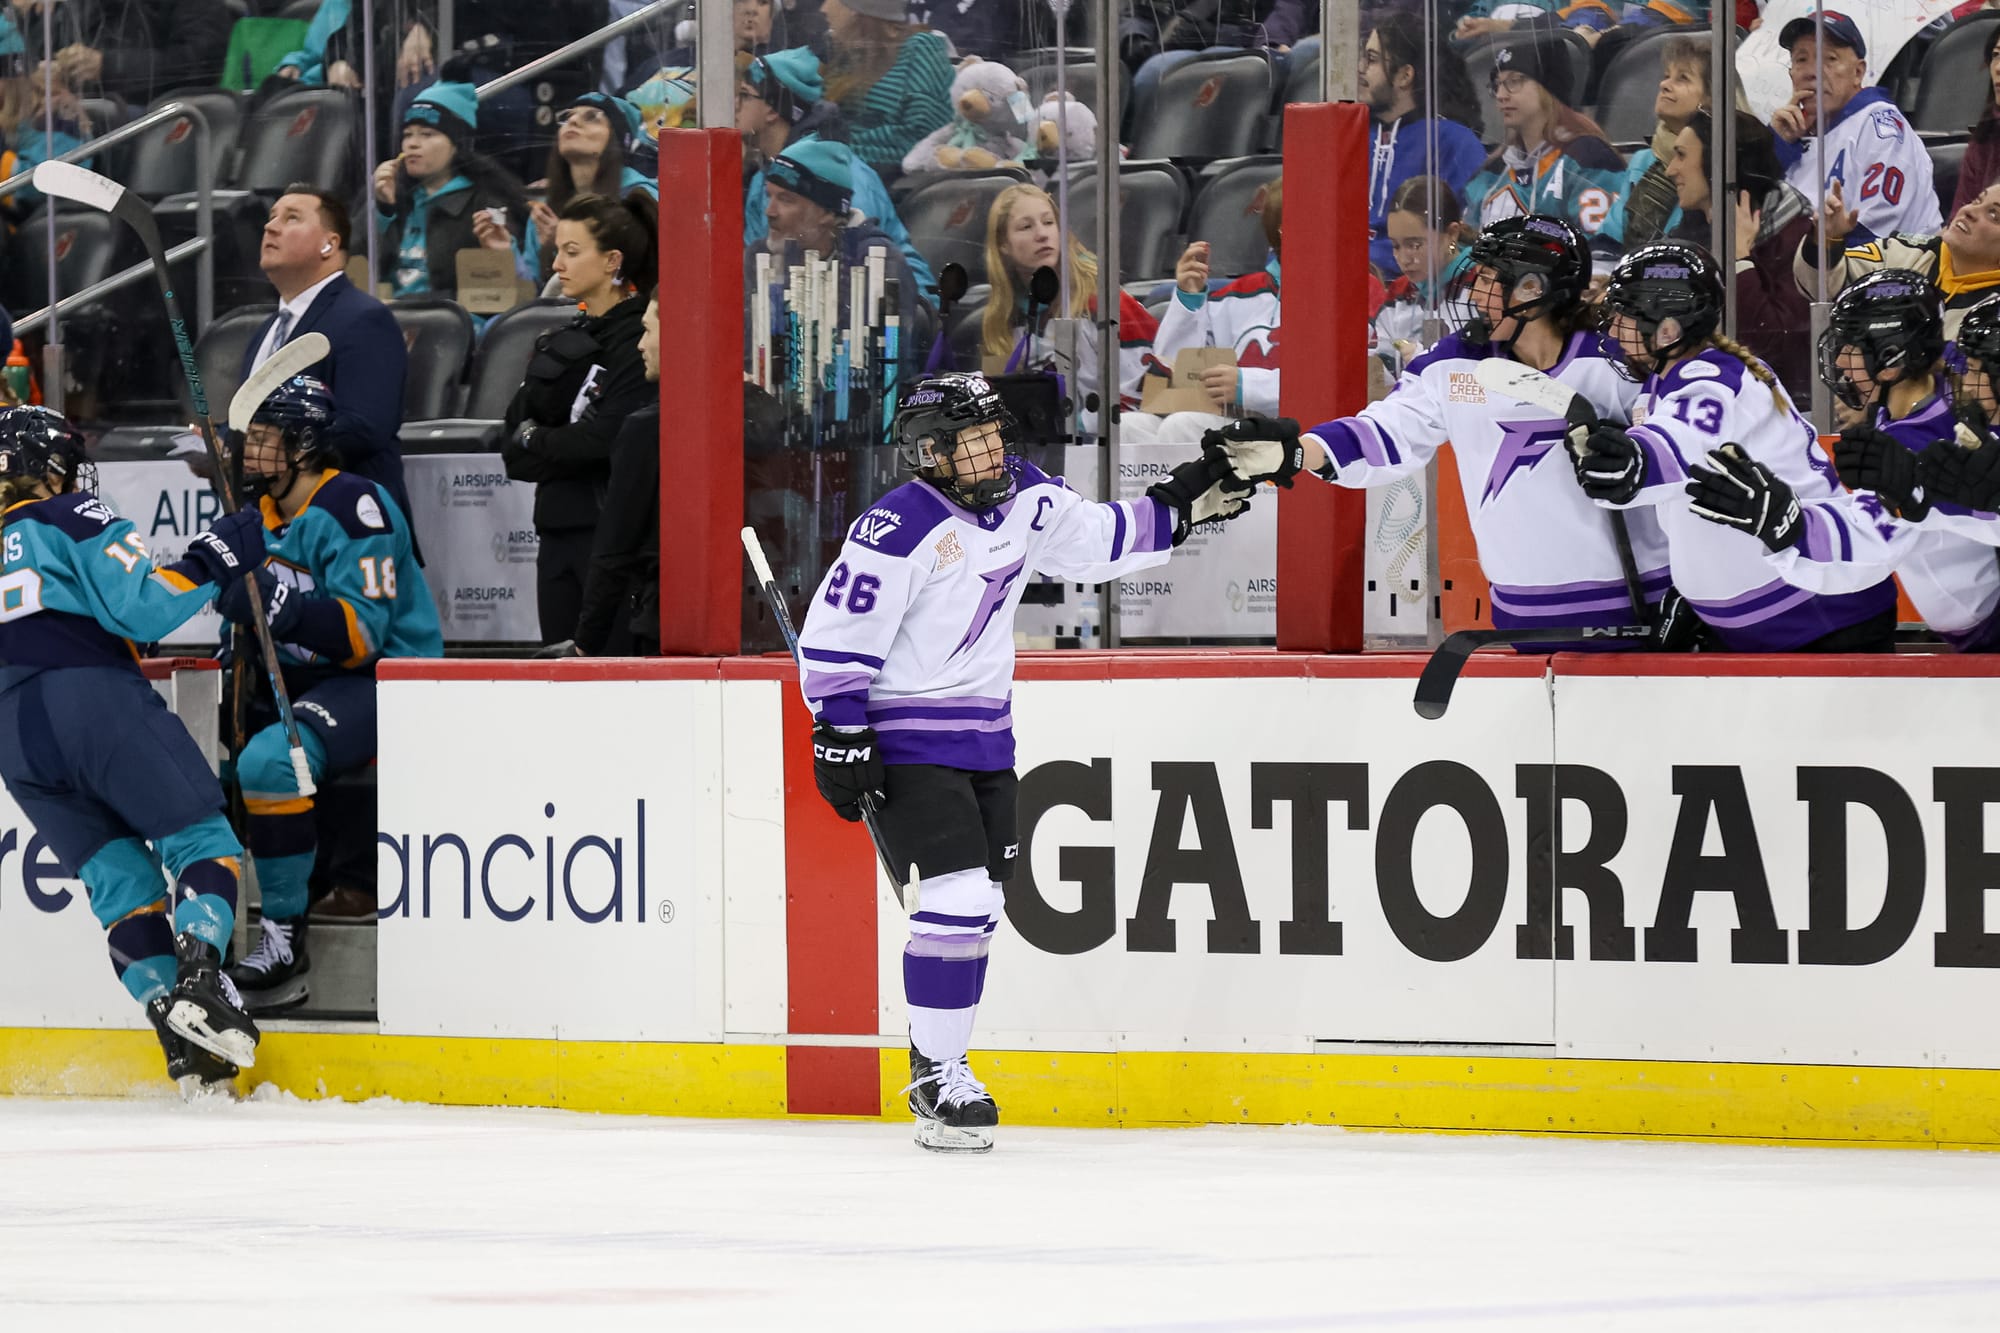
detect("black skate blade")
[165,1000,258,1070]
[914,1116,995,1154]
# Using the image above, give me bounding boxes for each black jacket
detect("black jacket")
[501,297,652,532]
[573,404,660,655]
[379,174,527,302]
[19,0,232,108]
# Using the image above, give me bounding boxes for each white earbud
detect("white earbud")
[321,241,334,256]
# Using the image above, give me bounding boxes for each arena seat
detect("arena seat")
[1019,50,1132,128]
[192,302,276,421]
[1063,159,1189,281]
[232,87,359,197]
[899,169,1032,287]
[125,88,245,199]
[1186,155,1282,278]
[1594,27,1707,147]
[1132,51,1271,160]
[1909,14,2000,135]
[1929,138,1968,217]
[389,298,475,421]
[400,299,578,452]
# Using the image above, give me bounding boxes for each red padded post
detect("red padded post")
[1277,101,1370,652]
[656,128,744,655]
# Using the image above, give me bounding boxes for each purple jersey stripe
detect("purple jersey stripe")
[802,646,886,669]
[869,694,1011,712]
[1110,501,1128,561]
[804,669,874,699]
[1702,580,1896,650]
[881,728,1015,770]
[913,910,995,929]
[873,714,1012,734]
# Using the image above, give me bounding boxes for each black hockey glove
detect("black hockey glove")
[1832,425,1929,520]
[213,565,303,638]
[1147,453,1253,547]
[1685,444,1804,552]
[811,722,885,823]
[1918,435,2000,513]
[1568,424,1645,504]
[180,509,267,586]
[1650,587,1710,652]
[1203,416,1305,488]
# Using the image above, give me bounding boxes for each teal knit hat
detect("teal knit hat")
[767,137,852,217]
[567,92,644,153]
[406,64,479,147]
[747,47,823,124]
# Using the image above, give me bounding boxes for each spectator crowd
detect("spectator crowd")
[7,0,2000,663]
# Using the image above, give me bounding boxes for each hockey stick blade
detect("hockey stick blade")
[227,332,331,432]
[1413,624,1653,721]
[30,159,126,213]
[1473,357,1597,430]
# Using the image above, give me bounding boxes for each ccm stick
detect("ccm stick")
[33,160,316,794]
[742,527,920,914]
[1410,362,1660,720]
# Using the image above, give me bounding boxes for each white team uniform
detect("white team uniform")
[1779,88,1940,244]
[1304,329,1671,632]
[797,458,1176,767]
[1611,347,1899,649]
[1760,386,2000,650]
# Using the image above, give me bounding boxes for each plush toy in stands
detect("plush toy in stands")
[1031,91,1098,168]
[627,68,696,144]
[901,56,1035,174]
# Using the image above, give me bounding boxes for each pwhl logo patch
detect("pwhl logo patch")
[854,507,903,548]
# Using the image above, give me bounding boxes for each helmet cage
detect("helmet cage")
[895,374,1020,511]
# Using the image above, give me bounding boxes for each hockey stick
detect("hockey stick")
[742,527,919,914]
[226,331,330,432]
[1473,358,1649,622]
[34,160,315,797]
[1413,622,1653,720]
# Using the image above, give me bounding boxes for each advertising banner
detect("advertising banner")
[399,456,540,645]
[1112,441,1277,639]
[375,676,726,1042]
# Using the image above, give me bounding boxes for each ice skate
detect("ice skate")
[905,1046,998,1154]
[145,995,239,1101]
[226,915,310,1014]
[164,935,260,1069]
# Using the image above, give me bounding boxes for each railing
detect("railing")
[0,101,218,337]
[473,0,680,100]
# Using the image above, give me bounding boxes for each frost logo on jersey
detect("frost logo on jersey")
[854,508,903,549]
[1482,418,1570,502]
[954,556,1025,654]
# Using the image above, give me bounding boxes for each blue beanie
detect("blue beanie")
[768,137,852,217]
[407,68,479,146]
[568,91,644,153]
[0,11,24,79]
[748,47,823,124]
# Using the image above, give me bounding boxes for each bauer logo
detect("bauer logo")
[379,799,653,925]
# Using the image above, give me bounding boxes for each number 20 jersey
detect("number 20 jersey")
[796,458,1176,771]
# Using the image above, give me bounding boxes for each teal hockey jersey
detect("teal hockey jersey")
[0,490,220,679]
[257,471,442,670]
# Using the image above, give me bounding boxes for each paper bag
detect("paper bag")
[456,249,520,314]
[1139,346,1237,415]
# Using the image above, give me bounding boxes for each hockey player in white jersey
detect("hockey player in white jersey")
[795,371,1249,1153]
[1771,13,1939,246]
[1203,213,1670,643]
[1571,241,1899,650]
[1687,278,2000,650]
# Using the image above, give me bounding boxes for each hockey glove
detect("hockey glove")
[1832,425,1929,520]
[1919,434,2000,513]
[1685,444,1804,552]
[180,509,267,586]
[213,564,303,639]
[533,639,584,658]
[811,722,885,823]
[1568,424,1645,505]
[1650,587,1710,652]
[1203,417,1305,488]
[1147,453,1253,547]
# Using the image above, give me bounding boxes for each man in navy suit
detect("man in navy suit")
[243,184,415,538]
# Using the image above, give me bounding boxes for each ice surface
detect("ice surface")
[1,1094,1997,1331]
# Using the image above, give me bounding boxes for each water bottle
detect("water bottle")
[1074,583,1101,650]
[4,341,31,405]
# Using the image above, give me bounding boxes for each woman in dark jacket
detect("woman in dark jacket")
[502,191,659,647]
